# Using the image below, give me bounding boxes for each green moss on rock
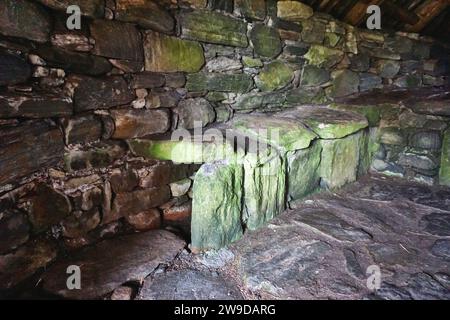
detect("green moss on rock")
[320,131,363,189]
[304,45,344,69]
[439,129,450,186]
[144,31,204,72]
[287,141,322,201]
[231,114,317,152]
[243,154,286,230]
[256,61,293,92]
[180,10,248,47]
[191,161,244,251]
[250,24,282,58]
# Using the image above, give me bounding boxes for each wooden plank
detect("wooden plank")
[405,0,449,32]
[382,1,420,25]
[343,0,384,26]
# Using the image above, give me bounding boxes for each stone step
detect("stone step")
[40,230,185,299]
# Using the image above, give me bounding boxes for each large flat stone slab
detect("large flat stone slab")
[276,106,368,139]
[138,269,242,300]
[230,114,317,152]
[41,230,185,299]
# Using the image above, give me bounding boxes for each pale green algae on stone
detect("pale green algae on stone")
[439,128,450,186]
[180,10,248,47]
[304,45,344,69]
[127,136,240,164]
[330,103,381,127]
[287,140,322,201]
[276,106,368,139]
[242,150,286,230]
[230,114,317,153]
[358,127,380,177]
[191,161,244,250]
[144,31,205,73]
[320,131,363,189]
[255,61,294,92]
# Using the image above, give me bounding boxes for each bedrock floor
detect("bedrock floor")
[40,174,450,300]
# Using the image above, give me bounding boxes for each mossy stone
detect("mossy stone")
[255,61,293,92]
[250,24,282,58]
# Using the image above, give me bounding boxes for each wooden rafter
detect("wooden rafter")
[405,0,450,32]
[343,0,385,26]
[382,1,420,25]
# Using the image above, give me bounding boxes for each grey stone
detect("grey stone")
[138,270,242,300]
[419,213,450,237]
[42,230,185,299]
[175,98,216,129]
[250,24,282,58]
[431,239,450,260]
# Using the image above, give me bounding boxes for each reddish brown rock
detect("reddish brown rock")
[61,208,101,239]
[163,202,192,223]
[36,0,105,18]
[115,0,174,34]
[0,0,51,43]
[146,88,183,109]
[0,238,57,290]
[64,141,127,171]
[131,72,165,89]
[61,115,103,145]
[138,163,194,188]
[110,286,135,300]
[28,184,72,232]
[125,209,161,231]
[109,168,139,193]
[73,76,135,112]
[111,109,170,139]
[0,121,64,186]
[0,91,73,119]
[50,34,92,52]
[0,210,30,255]
[110,187,171,223]
[90,20,143,62]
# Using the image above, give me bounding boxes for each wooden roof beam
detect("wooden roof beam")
[382,1,420,25]
[343,0,384,26]
[405,0,449,32]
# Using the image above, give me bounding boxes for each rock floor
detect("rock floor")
[40,174,450,300]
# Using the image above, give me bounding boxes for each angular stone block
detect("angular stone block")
[320,131,363,189]
[0,121,64,186]
[73,76,135,112]
[287,141,322,201]
[111,108,170,139]
[191,161,243,251]
[0,91,73,119]
[243,154,286,230]
[180,10,248,47]
[276,106,368,139]
[144,31,204,73]
[230,114,317,152]
[90,20,143,62]
[36,0,104,18]
[0,0,51,43]
[115,0,174,33]
[255,61,293,92]
[250,24,281,58]
[35,46,112,76]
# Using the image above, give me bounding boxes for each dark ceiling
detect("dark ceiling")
[299,0,450,44]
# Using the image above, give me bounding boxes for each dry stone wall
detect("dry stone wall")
[0,0,449,292]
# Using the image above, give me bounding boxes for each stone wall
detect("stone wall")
[0,0,449,292]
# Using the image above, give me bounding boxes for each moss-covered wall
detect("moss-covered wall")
[1,0,449,292]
